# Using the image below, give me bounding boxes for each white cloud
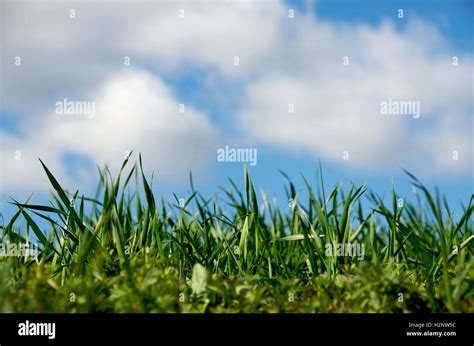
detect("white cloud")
[51,68,220,176]
[1,69,220,192]
[1,1,285,115]
[1,0,285,193]
[235,17,473,174]
[1,0,472,196]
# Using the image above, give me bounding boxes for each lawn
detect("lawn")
[0,154,472,313]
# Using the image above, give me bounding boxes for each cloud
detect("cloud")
[1,0,285,193]
[1,69,220,192]
[235,17,473,174]
[1,1,285,116]
[1,0,472,196]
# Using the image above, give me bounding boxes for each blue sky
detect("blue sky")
[1,0,473,224]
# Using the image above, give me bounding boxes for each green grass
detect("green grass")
[0,153,473,313]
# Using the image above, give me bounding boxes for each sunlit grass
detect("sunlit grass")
[0,153,472,312]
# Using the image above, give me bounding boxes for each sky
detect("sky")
[0,0,473,223]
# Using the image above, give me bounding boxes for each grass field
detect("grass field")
[0,154,472,313]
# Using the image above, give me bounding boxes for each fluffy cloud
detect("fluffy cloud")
[235,18,473,173]
[1,0,286,193]
[1,69,220,191]
[1,0,472,195]
[1,1,285,115]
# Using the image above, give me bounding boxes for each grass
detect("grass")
[0,153,472,313]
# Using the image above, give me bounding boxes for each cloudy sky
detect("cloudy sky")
[1,0,473,218]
